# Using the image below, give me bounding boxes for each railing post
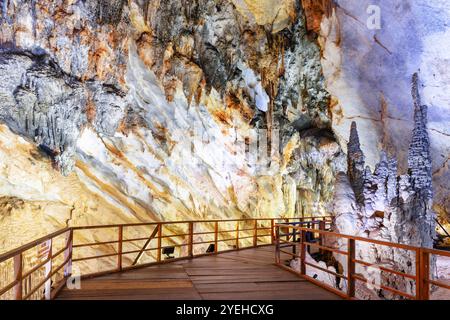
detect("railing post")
[319,220,325,255]
[418,248,430,300]
[188,222,194,257]
[13,253,23,300]
[270,219,275,244]
[253,219,258,247]
[117,226,123,271]
[347,238,356,298]
[284,218,289,242]
[312,217,316,236]
[157,223,162,262]
[64,229,73,278]
[292,225,297,256]
[44,239,53,300]
[275,225,280,264]
[319,220,325,242]
[415,248,421,300]
[300,229,306,275]
[235,221,240,250]
[214,221,218,253]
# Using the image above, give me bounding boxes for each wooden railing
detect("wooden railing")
[274,223,450,300]
[0,216,330,300]
[0,228,72,300]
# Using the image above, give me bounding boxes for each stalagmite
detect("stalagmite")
[333,74,436,299]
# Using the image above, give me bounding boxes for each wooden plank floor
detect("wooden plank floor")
[56,246,341,300]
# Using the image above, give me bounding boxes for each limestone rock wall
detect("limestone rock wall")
[0,0,343,254]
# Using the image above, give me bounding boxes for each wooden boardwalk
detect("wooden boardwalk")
[56,246,340,300]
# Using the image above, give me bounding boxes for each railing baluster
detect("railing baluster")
[415,248,421,300]
[275,226,280,264]
[64,229,73,278]
[312,217,316,240]
[214,221,218,253]
[419,248,430,300]
[319,220,325,255]
[27,274,31,297]
[157,223,162,262]
[270,219,275,244]
[13,253,23,300]
[253,219,258,247]
[300,229,306,275]
[188,222,194,257]
[44,239,53,300]
[347,238,356,298]
[292,225,297,256]
[284,218,289,242]
[235,221,240,250]
[117,226,123,271]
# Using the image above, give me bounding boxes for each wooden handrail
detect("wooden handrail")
[0,227,70,262]
[276,224,421,251]
[0,228,72,301]
[274,223,450,300]
[68,217,325,230]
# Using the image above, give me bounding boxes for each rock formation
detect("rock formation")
[319,0,450,227]
[332,73,436,299]
[0,1,344,255]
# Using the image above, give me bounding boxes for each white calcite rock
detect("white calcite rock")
[331,75,436,299]
[290,252,339,289]
[240,63,270,112]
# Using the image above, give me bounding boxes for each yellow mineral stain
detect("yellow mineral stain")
[75,160,158,222]
[129,3,151,33]
[99,138,172,203]
[227,185,239,207]
[281,133,299,171]
[232,0,296,33]
[133,131,165,163]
